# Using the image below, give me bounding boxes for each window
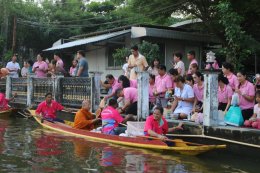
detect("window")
[107,44,125,69]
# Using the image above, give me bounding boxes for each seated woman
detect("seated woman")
[192,72,204,113]
[144,106,183,140]
[171,76,195,119]
[218,74,233,115]
[185,74,194,88]
[0,89,16,110]
[73,100,100,130]
[101,99,131,135]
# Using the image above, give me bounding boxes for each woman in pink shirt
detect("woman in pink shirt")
[235,71,255,120]
[32,53,48,78]
[218,74,233,115]
[222,62,239,91]
[118,75,137,88]
[69,60,78,77]
[192,72,204,113]
[149,74,156,105]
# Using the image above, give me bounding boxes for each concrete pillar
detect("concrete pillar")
[203,70,221,126]
[54,75,64,102]
[89,71,102,111]
[27,75,33,107]
[137,71,149,121]
[5,76,11,99]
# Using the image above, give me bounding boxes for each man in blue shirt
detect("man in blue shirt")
[76,50,89,77]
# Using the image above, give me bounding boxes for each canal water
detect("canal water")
[0,116,259,173]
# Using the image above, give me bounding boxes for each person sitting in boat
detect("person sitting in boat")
[101,99,132,135]
[73,99,100,130]
[144,106,183,140]
[35,92,70,123]
[116,87,138,116]
[0,89,16,110]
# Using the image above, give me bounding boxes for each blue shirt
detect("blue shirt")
[76,57,89,77]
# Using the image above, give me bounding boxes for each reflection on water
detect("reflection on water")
[0,116,259,173]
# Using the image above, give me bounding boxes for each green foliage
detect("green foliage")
[3,50,13,63]
[112,47,131,65]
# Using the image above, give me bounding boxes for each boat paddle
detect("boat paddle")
[137,135,204,146]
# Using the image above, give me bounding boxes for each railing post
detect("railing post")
[5,76,11,99]
[202,70,221,126]
[89,71,102,112]
[27,75,33,107]
[137,71,149,121]
[54,75,64,102]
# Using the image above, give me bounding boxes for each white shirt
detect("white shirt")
[174,61,185,76]
[6,61,20,78]
[122,63,129,76]
[254,104,260,118]
[174,84,194,110]
[21,67,28,77]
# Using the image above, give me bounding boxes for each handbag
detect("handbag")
[224,106,244,126]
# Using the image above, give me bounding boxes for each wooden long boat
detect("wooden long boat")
[0,109,14,117]
[30,110,226,156]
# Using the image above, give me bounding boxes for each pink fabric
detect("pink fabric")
[33,61,48,78]
[144,115,168,136]
[101,106,124,134]
[36,100,64,119]
[111,78,122,94]
[0,93,9,110]
[130,80,137,88]
[238,81,255,110]
[218,85,233,103]
[155,74,173,95]
[123,87,138,103]
[193,83,204,102]
[226,73,239,90]
[56,59,64,68]
[244,119,260,129]
[205,61,219,69]
[149,83,156,103]
[69,67,76,76]
[187,59,198,74]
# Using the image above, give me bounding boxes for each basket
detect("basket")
[126,121,145,136]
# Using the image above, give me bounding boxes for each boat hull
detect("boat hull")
[30,110,226,156]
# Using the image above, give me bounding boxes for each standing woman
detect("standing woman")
[148,58,160,76]
[149,74,156,105]
[218,74,233,115]
[69,60,78,77]
[32,53,48,78]
[192,72,204,113]
[235,71,255,120]
[222,62,239,91]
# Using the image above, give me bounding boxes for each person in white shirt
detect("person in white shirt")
[6,54,20,78]
[122,56,129,77]
[173,52,185,76]
[21,61,29,77]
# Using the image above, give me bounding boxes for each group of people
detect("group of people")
[1,50,89,78]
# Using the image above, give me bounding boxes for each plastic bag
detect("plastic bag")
[231,93,240,106]
[224,106,244,126]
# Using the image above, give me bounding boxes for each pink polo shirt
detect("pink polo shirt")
[188,59,198,74]
[130,80,137,88]
[111,78,122,94]
[193,83,204,102]
[101,106,124,134]
[123,87,138,103]
[33,61,48,78]
[0,93,9,110]
[56,59,64,69]
[149,83,156,103]
[238,81,255,110]
[226,73,239,91]
[205,61,219,70]
[155,74,173,95]
[218,85,233,103]
[144,115,168,136]
[36,100,64,119]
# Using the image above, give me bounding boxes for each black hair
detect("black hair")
[77,50,85,57]
[188,50,195,57]
[218,73,229,85]
[158,64,166,71]
[45,92,52,97]
[151,58,160,68]
[131,45,138,51]
[106,74,114,80]
[154,106,164,115]
[118,75,130,88]
[237,70,247,77]
[174,76,186,83]
[173,52,183,60]
[256,90,260,98]
[54,52,62,58]
[115,88,123,96]
[185,74,194,85]
[149,74,155,81]
[222,62,234,72]
[168,68,178,76]
[194,71,204,81]
[108,99,118,107]
[27,60,34,67]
